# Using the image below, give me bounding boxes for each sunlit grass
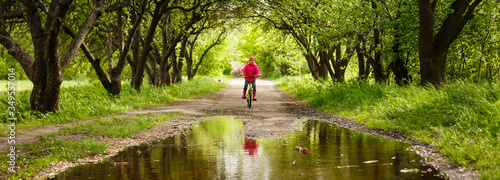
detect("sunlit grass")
[0,80,88,91]
[276,75,500,178]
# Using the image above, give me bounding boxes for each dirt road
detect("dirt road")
[122,78,312,137]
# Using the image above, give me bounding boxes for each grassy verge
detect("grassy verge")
[0,113,178,179]
[0,76,230,136]
[276,76,500,179]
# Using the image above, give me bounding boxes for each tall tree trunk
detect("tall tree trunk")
[372,25,385,83]
[355,35,371,80]
[319,49,335,82]
[332,45,345,83]
[371,1,386,83]
[186,38,194,80]
[130,0,141,85]
[131,0,167,91]
[304,52,320,80]
[318,53,329,80]
[186,36,196,80]
[174,36,188,83]
[388,3,411,86]
[476,30,490,83]
[332,43,355,83]
[390,35,411,86]
[419,0,482,85]
[186,57,193,80]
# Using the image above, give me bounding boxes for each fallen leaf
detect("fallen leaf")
[362,160,378,164]
[112,162,130,166]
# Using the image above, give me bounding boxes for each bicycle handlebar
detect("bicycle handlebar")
[243,74,259,78]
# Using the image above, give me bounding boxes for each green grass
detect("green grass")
[51,113,178,138]
[1,138,108,180]
[0,76,230,136]
[0,113,178,179]
[276,75,500,179]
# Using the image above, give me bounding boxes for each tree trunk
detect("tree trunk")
[186,49,194,80]
[372,27,386,83]
[332,43,355,83]
[419,0,482,85]
[476,30,490,83]
[317,52,329,80]
[174,36,188,83]
[304,52,320,80]
[390,36,411,86]
[371,1,386,83]
[131,0,166,91]
[355,35,371,80]
[319,50,335,82]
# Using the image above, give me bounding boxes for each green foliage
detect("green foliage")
[277,76,500,177]
[446,0,500,83]
[0,76,230,136]
[189,29,232,76]
[236,24,305,78]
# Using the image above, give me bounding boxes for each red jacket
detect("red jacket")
[241,63,261,81]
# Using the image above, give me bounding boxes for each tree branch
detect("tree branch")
[60,0,107,72]
[0,7,26,20]
[0,27,34,80]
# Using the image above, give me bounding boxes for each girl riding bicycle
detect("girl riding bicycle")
[241,56,261,101]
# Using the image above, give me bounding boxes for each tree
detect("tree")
[419,0,482,85]
[0,0,106,112]
[133,0,216,89]
[186,27,228,80]
[63,0,145,95]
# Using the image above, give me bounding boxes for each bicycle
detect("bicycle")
[246,82,253,108]
[244,75,257,108]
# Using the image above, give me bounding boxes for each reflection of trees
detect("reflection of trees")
[298,120,424,179]
[57,119,429,179]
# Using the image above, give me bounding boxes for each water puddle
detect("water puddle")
[50,116,444,179]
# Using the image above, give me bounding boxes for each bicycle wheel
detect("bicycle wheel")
[247,84,252,108]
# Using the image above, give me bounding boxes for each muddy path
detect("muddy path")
[3,78,477,179]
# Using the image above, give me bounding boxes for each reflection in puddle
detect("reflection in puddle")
[51,116,444,179]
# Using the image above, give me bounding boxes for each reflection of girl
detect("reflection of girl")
[243,138,258,156]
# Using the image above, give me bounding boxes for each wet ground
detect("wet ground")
[50,117,444,180]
